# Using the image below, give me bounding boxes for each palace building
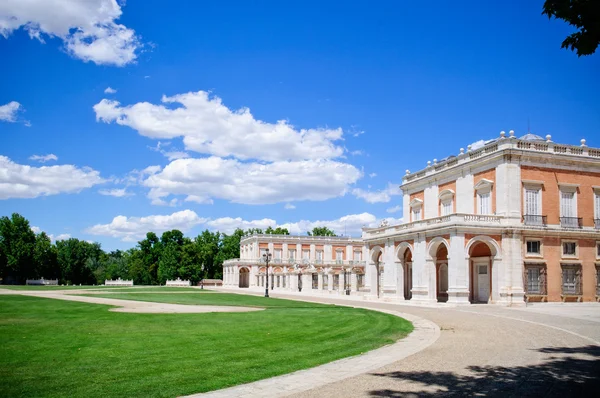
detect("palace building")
[223,234,367,295]
[224,131,600,305]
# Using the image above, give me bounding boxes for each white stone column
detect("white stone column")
[396,260,405,300]
[351,272,358,292]
[383,240,397,295]
[447,232,470,305]
[282,243,288,260]
[424,185,439,219]
[500,232,525,306]
[338,272,345,292]
[301,274,311,292]
[495,161,522,221]
[410,236,435,303]
[327,270,333,292]
[310,244,315,261]
[456,174,474,213]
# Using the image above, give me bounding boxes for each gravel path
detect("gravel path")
[216,289,600,398]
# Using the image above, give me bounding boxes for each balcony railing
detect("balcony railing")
[560,217,583,229]
[523,215,547,226]
[595,219,600,229]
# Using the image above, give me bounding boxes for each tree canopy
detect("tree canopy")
[0,213,254,285]
[543,0,600,56]
[307,226,336,237]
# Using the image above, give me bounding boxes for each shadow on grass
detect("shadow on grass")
[368,345,600,397]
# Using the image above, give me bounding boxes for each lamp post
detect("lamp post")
[263,249,272,298]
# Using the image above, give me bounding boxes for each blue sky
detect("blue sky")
[1,0,598,250]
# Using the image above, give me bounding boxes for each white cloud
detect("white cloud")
[369,173,377,178]
[386,205,402,214]
[29,154,58,163]
[0,0,141,66]
[279,213,377,236]
[143,157,361,205]
[104,87,117,94]
[0,101,22,122]
[93,91,346,162]
[99,188,133,197]
[0,156,105,199]
[86,210,207,242]
[30,226,71,241]
[284,203,296,210]
[469,138,495,151]
[350,150,363,156]
[352,183,400,204]
[205,217,276,235]
[148,141,189,161]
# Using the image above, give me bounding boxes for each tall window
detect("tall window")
[563,241,577,256]
[412,207,422,221]
[336,250,343,262]
[524,189,540,215]
[561,265,581,295]
[274,249,282,260]
[525,265,546,295]
[302,250,309,260]
[478,192,491,215]
[595,192,600,227]
[259,248,266,258]
[561,191,575,218]
[596,266,600,296]
[288,249,296,260]
[438,189,454,216]
[353,250,362,261]
[316,250,323,261]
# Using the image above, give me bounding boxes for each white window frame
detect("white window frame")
[474,179,493,215]
[335,250,343,261]
[561,240,578,258]
[409,198,423,222]
[274,249,282,260]
[525,239,543,257]
[302,250,310,260]
[316,250,323,261]
[523,182,542,216]
[353,250,362,262]
[438,189,454,217]
[526,266,542,294]
[594,188,600,225]
[288,249,296,260]
[558,183,578,218]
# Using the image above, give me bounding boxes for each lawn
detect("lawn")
[0,285,134,290]
[0,294,412,398]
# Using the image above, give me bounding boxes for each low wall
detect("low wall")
[26,279,58,285]
[166,279,191,287]
[105,279,133,286]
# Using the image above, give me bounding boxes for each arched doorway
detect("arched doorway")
[239,267,250,288]
[435,245,449,302]
[469,241,493,303]
[396,243,413,300]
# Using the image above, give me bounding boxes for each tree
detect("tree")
[138,232,162,284]
[543,0,600,56]
[157,242,179,284]
[33,232,58,279]
[0,213,36,283]
[307,226,336,236]
[56,239,102,284]
[245,228,263,235]
[265,226,290,235]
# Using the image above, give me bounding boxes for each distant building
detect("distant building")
[225,131,600,305]
[223,234,366,294]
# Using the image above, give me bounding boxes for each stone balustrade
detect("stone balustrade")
[105,278,133,286]
[403,136,599,184]
[26,278,58,285]
[166,278,191,287]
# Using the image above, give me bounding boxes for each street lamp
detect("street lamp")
[263,249,272,298]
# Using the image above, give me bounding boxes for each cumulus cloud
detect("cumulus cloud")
[0,101,22,122]
[352,183,401,204]
[93,91,346,162]
[142,157,361,205]
[386,205,402,214]
[86,209,207,242]
[148,141,189,161]
[86,210,398,241]
[29,154,58,163]
[104,87,117,94]
[30,226,41,234]
[0,0,141,66]
[0,156,105,199]
[99,188,133,197]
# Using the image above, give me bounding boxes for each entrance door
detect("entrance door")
[477,264,489,302]
[239,268,249,288]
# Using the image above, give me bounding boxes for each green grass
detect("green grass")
[0,294,412,398]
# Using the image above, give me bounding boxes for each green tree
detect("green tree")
[245,228,263,235]
[138,232,162,284]
[265,226,290,235]
[194,230,221,279]
[33,232,59,279]
[157,242,179,284]
[215,228,245,280]
[307,226,336,236]
[0,213,36,283]
[56,239,102,284]
[543,0,600,56]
